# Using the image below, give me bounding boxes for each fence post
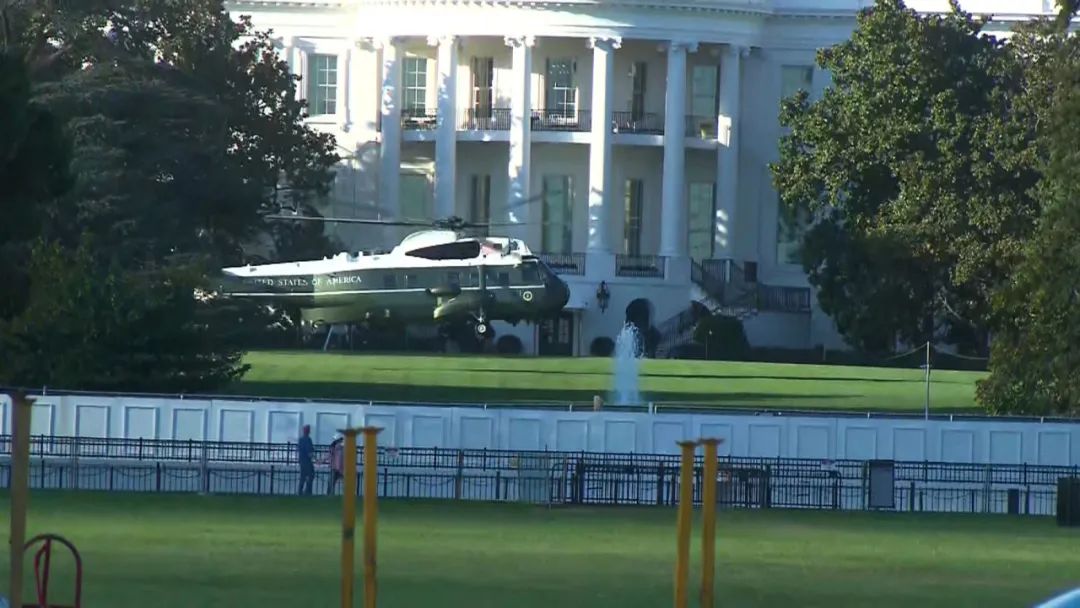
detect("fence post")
[71,435,79,491]
[454,450,464,500]
[200,443,210,495]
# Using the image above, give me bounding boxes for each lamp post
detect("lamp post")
[596,281,611,313]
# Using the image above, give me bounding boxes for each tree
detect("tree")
[0,50,72,321]
[0,238,255,392]
[0,0,341,391]
[976,5,1080,416]
[770,0,1040,353]
[5,0,341,262]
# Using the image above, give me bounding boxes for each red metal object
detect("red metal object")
[21,534,82,608]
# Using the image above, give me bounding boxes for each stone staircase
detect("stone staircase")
[654,259,760,359]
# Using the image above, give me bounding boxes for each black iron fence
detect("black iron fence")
[2,435,1076,517]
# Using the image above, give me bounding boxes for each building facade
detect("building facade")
[226,0,1053,356]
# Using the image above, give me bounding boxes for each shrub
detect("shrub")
[693,314,749,361]
[590,336,614,356]
[496,334,523,355]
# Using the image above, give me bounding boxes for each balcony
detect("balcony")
[461,107,511,131]
[611,112,664,135]
[532,109,591,132]
[757,285,812,313]
[685,115,717,139]
[616,254,665,278]
[401,108,438,130]
[538,252,586,275]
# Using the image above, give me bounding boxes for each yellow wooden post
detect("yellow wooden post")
[9,392,32,608]
[340,428,360,608]
[361,426,382,608]
[674,440,698,608]
[699,438,723,608]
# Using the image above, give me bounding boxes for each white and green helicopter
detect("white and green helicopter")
[217,214,570,339]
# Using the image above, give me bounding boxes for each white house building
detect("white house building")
[226,0,1057,356]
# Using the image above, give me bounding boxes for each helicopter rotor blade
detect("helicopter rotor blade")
[264,214,433,227]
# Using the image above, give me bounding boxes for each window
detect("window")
[404,273,419,289]
[383,274,397,289]
[472,57,494,116]
[541,175,573,254]
[545,59,576,115]
[400,173,431,220]
[631,62,647,120]
[623,179,643,256]
[690,65,718,119]
[307,54,337,116]
[404,56,427,114]
[776,197,810,265]
[688,182,716,260]
[780,65,814,104]
[471,175,491,236]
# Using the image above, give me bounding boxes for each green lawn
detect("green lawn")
[233,350,984,413]
[2,492,1077,607]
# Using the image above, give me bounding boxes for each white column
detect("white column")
[504,35,535,234]
[715,44,745,259]
[430,35,458,219]
[376,37,403,227]
[338,41,354,132]
[660,40,697,258]
[587,37,621,254]
[287,37,303,102]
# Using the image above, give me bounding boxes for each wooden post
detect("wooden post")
[674,440,698,608]
[361,426,383,608]
[9,392,33,608]
[339,428,360,608]
[699,438,724,607]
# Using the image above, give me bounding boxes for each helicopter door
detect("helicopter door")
[538,310,574,356]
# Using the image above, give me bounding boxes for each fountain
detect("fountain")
[610,322,643,406]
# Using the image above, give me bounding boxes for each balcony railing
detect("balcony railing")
[686,114,717,139]
[532,109,591,132]
[538,252,585,275]
[756,285,812,313]
[615,254,665,278]
[401,108,439,130]
[611,112,663,134]
[461,107,511,131]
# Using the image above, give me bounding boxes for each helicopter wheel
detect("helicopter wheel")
[474,320,491,339]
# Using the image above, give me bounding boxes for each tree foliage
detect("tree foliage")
[0,50,72,320]
[0,0,342,391]
[0,238,261,392]
[771,0,1040,353]
[976,7,1080,416]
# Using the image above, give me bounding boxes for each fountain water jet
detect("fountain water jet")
[611,323,643,406]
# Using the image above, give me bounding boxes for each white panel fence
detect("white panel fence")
[2,392,1078,466]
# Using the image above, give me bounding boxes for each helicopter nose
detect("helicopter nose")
[552,277,570,308]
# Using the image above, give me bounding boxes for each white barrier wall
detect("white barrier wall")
[2,393,1078,465]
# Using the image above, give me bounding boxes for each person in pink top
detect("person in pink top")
[324,435,344,495]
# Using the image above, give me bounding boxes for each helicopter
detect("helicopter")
[216,213,571,340]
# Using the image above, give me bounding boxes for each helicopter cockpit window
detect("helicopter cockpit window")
[406,241,481,260]
[520,263,540,284]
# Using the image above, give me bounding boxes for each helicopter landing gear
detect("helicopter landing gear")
[474,319,491,339]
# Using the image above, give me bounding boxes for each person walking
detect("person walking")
[325,435,344,495]
[297,424,315,495]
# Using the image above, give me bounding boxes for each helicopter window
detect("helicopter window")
[447,271,461,287]
[407,241,481,260]
[383,274,397,289]
[404,273,419,289]
[498,272,511,288]
[520,263,540,284]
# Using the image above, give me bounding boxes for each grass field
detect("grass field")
[234,350,985,413]
[2,492,1078,607]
